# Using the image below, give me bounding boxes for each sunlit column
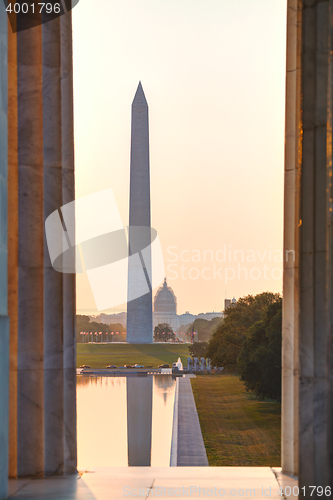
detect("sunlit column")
[282,0,301,476]
[7,9,76,477]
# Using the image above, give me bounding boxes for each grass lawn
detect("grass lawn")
[191,374,281,467]
[76,343,190,368]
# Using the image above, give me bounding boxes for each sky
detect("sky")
[72,0,288,316]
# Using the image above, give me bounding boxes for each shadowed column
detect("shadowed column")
[16,19,44,477]
[283,0,333,492]
[7,10,77,478]
[0,4,9,499]
[42,13,64,475]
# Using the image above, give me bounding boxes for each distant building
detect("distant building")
[224,297,237,312]
[153,278,178,330]
[90,279,224,331]
[153,279,222,330]
[224,299,231,310]
[177,311,196,327]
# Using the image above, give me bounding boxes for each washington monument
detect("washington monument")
[127,82,153,343]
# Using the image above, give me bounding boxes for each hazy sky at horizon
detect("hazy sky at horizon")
[72,0,287,316]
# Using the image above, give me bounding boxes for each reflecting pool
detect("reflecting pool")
[77,375,176,469]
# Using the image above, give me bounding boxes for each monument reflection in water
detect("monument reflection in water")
[126,377,152,466]
[76,375,176,469]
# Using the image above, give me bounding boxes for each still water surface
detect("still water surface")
[77,375,176,469]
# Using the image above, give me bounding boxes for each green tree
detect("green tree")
[207,292,280,371]
[76,315,90,329]
[154,323,174,342]
[237,298,282,401]
[188,342,209,359]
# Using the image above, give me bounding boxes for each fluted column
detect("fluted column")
[8,10,18,480]
[298,0,333,491]
[0,5,9,499]
[16,19,44,477]
[284,0,333,493]
[60,10,77,474]
[42,15,65,474]
[282,0,301,476]
[7,10,76,477]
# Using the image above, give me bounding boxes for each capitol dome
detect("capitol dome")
[154,278,177,314]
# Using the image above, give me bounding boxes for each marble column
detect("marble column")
[7,10,76,477]
[0,4,9,499]
[299,0,333,490]
[61,10,77,473]
[282,0,301,476]
[43,14,64,475]
[16,18,45,477]
[7,6,18,479]
[284,0,333,491]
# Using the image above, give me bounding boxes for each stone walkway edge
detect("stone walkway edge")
[176,375,209,467]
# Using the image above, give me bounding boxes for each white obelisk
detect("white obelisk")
[127,82,153,344]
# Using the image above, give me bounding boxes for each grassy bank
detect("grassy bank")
[76,343,190,368]
[191,374,281,466]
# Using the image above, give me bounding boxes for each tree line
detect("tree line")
[187,317,222,342]
[76,315,125,342]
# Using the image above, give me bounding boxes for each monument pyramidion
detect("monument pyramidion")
[127,82,153,343]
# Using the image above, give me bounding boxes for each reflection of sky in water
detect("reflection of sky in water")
[151,376,176,467]
[77,375,176,469]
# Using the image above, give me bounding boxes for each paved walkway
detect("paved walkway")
[8,467,297,499]
[177,376,209,466]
